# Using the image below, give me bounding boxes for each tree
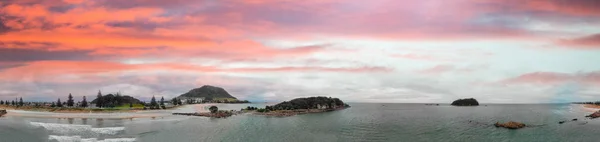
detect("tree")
[67,93,74,107]
[150,96,158,109]
[11,100,15,106]
[160,97,165,108]
[177,98,182,105]
[56,98,63,107]
[81,96,88,108]
[50,102,56,107]
[0,100,4,105]
[129,102,133,108]
[96,90,103,108]
[18,97,24,106]
[209,106,218,113]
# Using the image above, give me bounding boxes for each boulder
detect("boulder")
[586,111,600,119]
[494,121,526,129]
[0,110,6,117]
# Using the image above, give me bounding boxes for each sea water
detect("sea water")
[1,103,599,142]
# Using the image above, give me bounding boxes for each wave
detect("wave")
[48,135,136,142]
[30,122,125,136]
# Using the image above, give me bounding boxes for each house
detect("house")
[178,97,204,104]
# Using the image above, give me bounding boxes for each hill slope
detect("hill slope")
[178,85,237,100]
[91,94,143,107]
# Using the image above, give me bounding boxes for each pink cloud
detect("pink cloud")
[558,34,600,49]
[500,71,600,86]
[419,65,455,74]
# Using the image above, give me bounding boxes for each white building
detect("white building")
[178,97,204,104]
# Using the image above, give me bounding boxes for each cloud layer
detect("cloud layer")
[0,0,599,103]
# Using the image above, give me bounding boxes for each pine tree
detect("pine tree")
[67,93,74,107]
[81,96,88,108]
[11,100,15,106]
[56,98,63,107]
[150,96,158,109]
[96,90,103,108]
[0,100,4,105]
[19,97,24,106]
[160,97,165,106]
[51,102,56,107]
[129,102,133,108]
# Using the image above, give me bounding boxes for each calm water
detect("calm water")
[2,103,600,142]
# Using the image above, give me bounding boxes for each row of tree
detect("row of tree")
[0,97,24,107]
[51,93,88,108]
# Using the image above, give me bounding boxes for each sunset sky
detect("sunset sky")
[0,0,599,103]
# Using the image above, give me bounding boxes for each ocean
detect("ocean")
[1,103,599,142]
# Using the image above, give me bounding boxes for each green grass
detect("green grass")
[114,104,145,109]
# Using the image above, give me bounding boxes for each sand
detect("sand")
[0,104,214,119]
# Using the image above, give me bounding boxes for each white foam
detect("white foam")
[48,135,136,142]
[91,127,126,135]
[30,122,125,136]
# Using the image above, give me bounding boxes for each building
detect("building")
[178,97,204,104]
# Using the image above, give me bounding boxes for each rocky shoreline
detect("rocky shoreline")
[254,107,348,117]
[0,109,6,117]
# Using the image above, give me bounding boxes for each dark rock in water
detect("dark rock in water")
[0,109,6,117]
[559,121,566,124]
[494,121,526,129]
[572,118,578,121]
[436,104,439,106]
[451,98,479,106]
[585,111,600,119]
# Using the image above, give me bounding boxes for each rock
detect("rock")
[451,98,479,106]
[585,111,600,119]
[559,121,566,124]
[494,121,526,129]
[0,109,6,117]
[572,118,578,121]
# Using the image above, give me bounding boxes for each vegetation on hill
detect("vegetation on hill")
[177,85,250,103]
[266,96,349,111]
[179,85,237,100]
[91,92,143,108]
[451,98,479,106]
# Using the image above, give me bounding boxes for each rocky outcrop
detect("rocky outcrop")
[451,98,479,106]
[0,109,6,117]
[494,121,526,129]
[586,111,600,118]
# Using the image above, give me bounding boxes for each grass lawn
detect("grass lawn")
[114,103,145,109]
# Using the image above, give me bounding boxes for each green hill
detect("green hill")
[178,85,237,101]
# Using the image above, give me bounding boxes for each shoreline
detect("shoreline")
[0,104,217,119]
[254,107,349,117]
[581,104,600,112]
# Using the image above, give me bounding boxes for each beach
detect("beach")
[0,104,215,119]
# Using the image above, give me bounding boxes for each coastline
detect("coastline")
[0,104,215,119]
[581,104,600,112]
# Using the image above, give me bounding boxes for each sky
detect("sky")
[0,0,599,103]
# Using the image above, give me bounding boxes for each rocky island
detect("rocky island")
[254,96,350,117]
[451,98,479,106]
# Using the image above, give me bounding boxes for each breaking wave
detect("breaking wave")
[48,135,136,142]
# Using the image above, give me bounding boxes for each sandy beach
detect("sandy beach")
[1,104,214,119]
[581,104,600,112]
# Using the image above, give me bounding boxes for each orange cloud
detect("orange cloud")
[0,61,391,83]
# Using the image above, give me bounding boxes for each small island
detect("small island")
[253,96,350,117]
[451,98,479,106]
